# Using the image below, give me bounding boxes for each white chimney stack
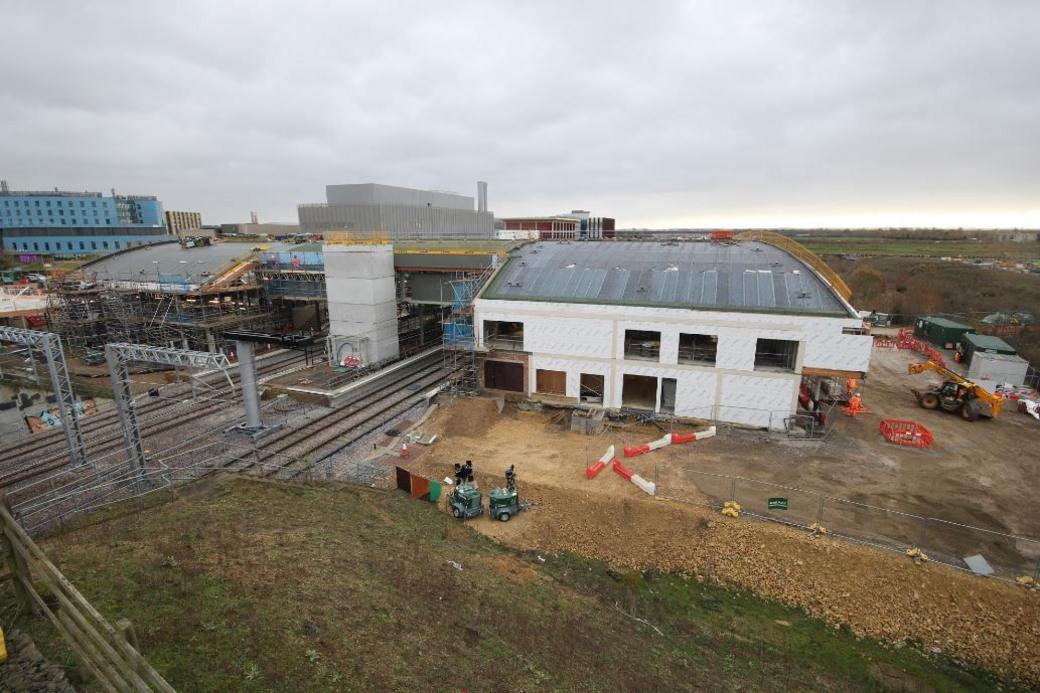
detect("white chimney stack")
[477,181,488,213]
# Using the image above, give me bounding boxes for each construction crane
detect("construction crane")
[908,360,1003,421]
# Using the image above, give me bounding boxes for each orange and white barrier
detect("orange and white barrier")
[586,445,615,479]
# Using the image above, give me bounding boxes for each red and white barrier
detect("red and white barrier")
[670,425,716,445]
[586,445,614,479]
[623,433,672,458]
[625,426,716,456]
[612,459,656,495]
[611,458,633,480]
[630,474,656,495]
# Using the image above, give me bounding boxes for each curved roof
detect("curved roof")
[80,241,287,286]
[481,240,853,316]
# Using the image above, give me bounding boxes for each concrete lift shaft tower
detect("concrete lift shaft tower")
[0,326,89,468]
[105,343,231,472]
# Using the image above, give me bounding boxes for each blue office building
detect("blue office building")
[0,181,173,256]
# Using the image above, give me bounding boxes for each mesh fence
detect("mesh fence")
[657,469,1040,581]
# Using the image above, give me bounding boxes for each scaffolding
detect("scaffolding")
[441,264,495,396]
[46,275,274,357]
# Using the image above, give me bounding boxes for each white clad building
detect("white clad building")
[473,240,872,429]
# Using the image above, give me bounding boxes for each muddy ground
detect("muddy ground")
[389,348,1040,685]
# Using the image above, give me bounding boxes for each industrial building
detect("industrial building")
[297,182,494,240]
[471,237,871,429]
[220,221,302,238]
[0,180,171,256]
[164,210,203,236]
[500,210,615,240]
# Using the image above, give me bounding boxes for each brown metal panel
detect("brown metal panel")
[395,466,411,493]
[410,474,430,499]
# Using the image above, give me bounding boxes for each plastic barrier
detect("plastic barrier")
[623,433,672,457]
[586,445,615,479]
[630,474,656,495]
[879,419,933,448]
[611,459,655,495]
[872,336,897,348]
[670,425,717,445]
[611,459,634,480]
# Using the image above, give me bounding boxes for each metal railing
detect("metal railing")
[677,345,716,364]
[484,335,524,351]
[736,230,853,301]
[624,343,660,361]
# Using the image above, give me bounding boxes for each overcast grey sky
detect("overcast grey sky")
[1,1,1037,228]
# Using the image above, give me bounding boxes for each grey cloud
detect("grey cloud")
[1,0,1037,227]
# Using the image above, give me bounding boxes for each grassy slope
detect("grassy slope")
[1,478,1016,692]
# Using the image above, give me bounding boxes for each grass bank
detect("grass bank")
[0,477,1018,691]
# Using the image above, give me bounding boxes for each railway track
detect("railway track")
[0,349,317,488]
[209,351,448,478]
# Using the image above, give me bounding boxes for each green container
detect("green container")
[912,316,975,348]
[961,333,1016,369]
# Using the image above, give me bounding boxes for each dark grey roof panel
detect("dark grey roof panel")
[482,240,851,316]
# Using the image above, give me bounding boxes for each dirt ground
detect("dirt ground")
[395,358,1040,685]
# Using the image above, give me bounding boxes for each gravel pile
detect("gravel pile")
[0,628,75,692]
[479,478,1040,687]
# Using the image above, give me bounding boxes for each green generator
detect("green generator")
[488,465,523,522]
[449,485,484,520]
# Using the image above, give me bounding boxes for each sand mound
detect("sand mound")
[440,397,501,439]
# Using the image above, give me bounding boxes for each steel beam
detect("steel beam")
[104,343,232,472]
[0,326,89,468]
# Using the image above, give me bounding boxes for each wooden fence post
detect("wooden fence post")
[0,497,33,613]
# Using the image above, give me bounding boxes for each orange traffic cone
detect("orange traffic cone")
[400,443,409,458]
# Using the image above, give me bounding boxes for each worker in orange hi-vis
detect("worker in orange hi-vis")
[845,377,859,393]
[843,392,868,416]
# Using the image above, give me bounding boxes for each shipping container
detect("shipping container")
[967,351,1029,387]
[912,316,975,348]
[961,332,1017,369]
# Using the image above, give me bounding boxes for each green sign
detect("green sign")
[768,497,789,510]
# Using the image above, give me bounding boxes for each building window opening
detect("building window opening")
[483,320,524,351]
[754,338,799,372]
[661,377,677,414]
[535,368,566,396]
[678,333,717,365]
[580,373,605,403]
[624,329,661,361]
[622,374,658,410]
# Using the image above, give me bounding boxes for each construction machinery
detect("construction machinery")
[448,461,484,520]
[488,465,524,522]
[448,462,526,521]
[908,360,1003,421]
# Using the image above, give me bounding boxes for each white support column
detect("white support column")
[236,340,262,431]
